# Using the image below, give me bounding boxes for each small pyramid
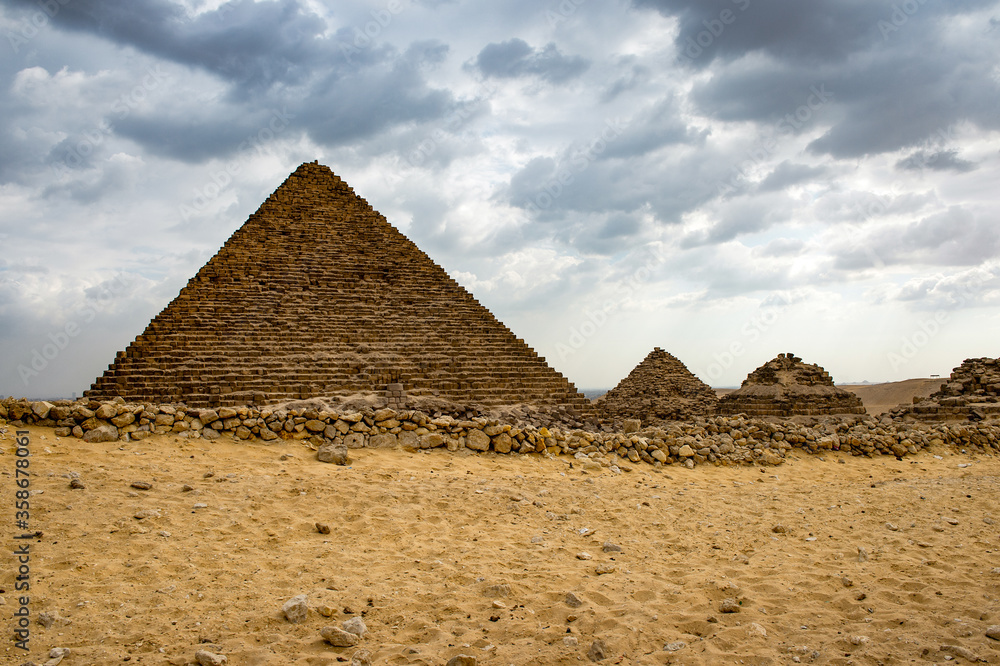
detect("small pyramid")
[84,162,590,411]
[598,347,718,424]
[892,357,1000,422]
[718,352,865,417]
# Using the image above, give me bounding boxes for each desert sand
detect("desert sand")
[2,424,1000,666]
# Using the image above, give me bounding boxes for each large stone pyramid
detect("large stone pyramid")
[718,352,866,417]
[84,162,590,411]
[598,347,718,424]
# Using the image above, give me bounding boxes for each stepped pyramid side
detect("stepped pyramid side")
[84,162,591,411]
[718,352,866,417]
[891,357,1000,422]
[598,347,718,424]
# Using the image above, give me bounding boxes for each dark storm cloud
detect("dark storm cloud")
[757,161,827,192]
[3,0,460,162]
[470,38,590,83]
[4,0,330,90]
[896,149,978,173]
[636,0,1000,159]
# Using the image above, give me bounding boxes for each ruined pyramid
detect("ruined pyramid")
[891,357,1000,422]
[84,162,590,411]
[718,352,866,417]
[598,347,718,425]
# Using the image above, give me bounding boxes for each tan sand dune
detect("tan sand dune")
[3,425,999,665]
[840,379,947,416]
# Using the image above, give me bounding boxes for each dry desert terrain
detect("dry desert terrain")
[2,423,1000,666]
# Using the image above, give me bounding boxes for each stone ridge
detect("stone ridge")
[84,161,591,411]
[891,357,1000,422]
[718,352,866,417]
[598,347,718,425]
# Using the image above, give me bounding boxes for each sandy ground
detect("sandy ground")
[2,425,1000,666]
[839,380,947,416]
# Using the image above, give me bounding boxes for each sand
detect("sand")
[2,425,1000,666]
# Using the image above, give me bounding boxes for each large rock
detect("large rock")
[83,425,119,443]
[492,432,513,453]
[369,433,398,448]
[321,626,360,647]
[466,429,490,451]
[317,442,350,465]
[32,401,54,420]
[95,403,117,420]
[282,594,309,623]
[344,433,366,449]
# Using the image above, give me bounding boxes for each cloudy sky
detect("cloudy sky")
[1,0,999,399]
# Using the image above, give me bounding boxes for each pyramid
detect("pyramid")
[84,162,590,411]
[891,357,1000,422]
[597,347,718,424]
[718,352,866,417]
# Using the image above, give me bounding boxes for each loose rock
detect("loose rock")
[195,650,228,666]
[321,625,360,647]
[283,594,309,623]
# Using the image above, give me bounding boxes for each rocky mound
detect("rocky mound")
[598,347,718,425]
[718,353,866,417]
[891,357,1000,422]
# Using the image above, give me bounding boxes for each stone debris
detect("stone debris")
[321,626,360,647]
[598,347,718,425]
[283,594,309,623]
[42,647,71,666]
[850,635,870,646]
[985,625,1000,640]
[69,478,85,490]
[720,598,741,613]
[195,650,228,666]
[939,644,985,662]
[588,639,609,662]
[747,623,767,638]
[565,592,584,608]
[664,641,687,651]
[342,616,367,637]
[595,564,617,575]
[893,358,1000,422]
[719,353,866,417]
[601,542,622,553]
[316,522,331,534]
[576,551,593,560]
[445,656,477,666]
[350,650,373,666]
[130,481,152,490]
[5,382,1000,471]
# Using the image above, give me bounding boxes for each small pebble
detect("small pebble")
[130,481,152,490]
[720,598,740,613]
[316,523,331,535]
[576,552,593,561]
